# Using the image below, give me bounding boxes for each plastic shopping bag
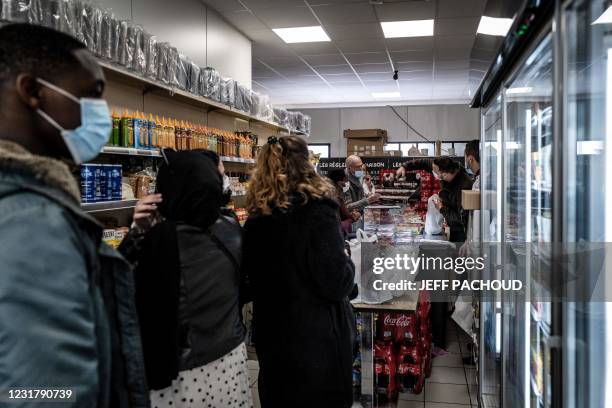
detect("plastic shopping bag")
[425,194,444,235]
[348,229,378,304]
[451,290,474,336]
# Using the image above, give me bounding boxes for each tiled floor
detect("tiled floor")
[247,320,478,408]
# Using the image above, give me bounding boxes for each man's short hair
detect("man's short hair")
[464,139,480,164]
[0,23,87,83]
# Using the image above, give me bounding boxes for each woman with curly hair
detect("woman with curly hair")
[243,136,355,408]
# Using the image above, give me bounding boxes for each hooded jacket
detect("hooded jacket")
[0,140,149,408]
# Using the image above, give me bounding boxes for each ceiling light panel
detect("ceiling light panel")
[380,20,434,38]
[272,26,331,43]
[477,16,513,36]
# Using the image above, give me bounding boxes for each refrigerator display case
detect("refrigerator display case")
[472,1,611,407]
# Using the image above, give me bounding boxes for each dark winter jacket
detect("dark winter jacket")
[0,140,149,408]
[402,158,473,242]
[243,197,356,408]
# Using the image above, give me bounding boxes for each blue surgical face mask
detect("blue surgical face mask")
[354,170,364,179]
[36,78,111,164]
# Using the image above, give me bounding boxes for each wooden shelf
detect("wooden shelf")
[99,61,304,135]
[81,199,139,213]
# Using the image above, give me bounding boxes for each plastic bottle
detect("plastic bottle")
[139,112,149,149]
[148,114,156,149]
[111,109,120,146]
[167,118,176,150]
[132,111,142,149]
[121,109,133,147]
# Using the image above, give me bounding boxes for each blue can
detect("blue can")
[80,164,96,203]
[95,165,108,202]
[109,165,123,201]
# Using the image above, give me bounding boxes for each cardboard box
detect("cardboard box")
[347,138,385,156]
[462,190,480,210]
[344,129,388,139]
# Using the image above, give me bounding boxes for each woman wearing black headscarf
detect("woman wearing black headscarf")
[121,149,252,408]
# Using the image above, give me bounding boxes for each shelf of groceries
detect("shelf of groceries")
[81,199,139,213]
[100,146,255,164]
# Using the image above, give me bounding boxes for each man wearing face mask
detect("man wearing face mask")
[0,24,149,407]
[397,156,473,243]
[345,155,380,212]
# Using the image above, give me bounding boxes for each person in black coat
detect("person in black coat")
[397,156,473,242]
[243,136,356,408]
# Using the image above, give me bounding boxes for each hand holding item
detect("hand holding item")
[133,194,162,231]
[433,197,443,211]
[458,242,470,257]
[351,210,362,221]
[396,166,406,178]
[367,193,381,204]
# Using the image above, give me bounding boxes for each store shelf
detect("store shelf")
[221,156,256,164]
[81,199,139,213]
[99,61,303,135]
[101,146,162,157]
[101,146,255,163]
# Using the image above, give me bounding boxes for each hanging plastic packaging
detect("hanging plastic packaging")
[250,91,261,117]
[166,45,180,87]
[273,107,289,127]
[199,67,221,101]
[304,114,312,136]
[155,42,169,83]
[220,77,235,106]
[144,32,158,79]
[259,94,273,121]
[296,111,306,133]
[288,111,299,132]
[130,25,146,74]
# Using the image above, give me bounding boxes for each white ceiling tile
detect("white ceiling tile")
[436,17,480,36]
[374,2,436,21]
[345,52,388,64]
[312,64,355,75]
[435,47,471,60]
[437,0,487,18]
[302,53,346,65]
[256,6,318,27]
[386,37,434,52]
[435,34,475,50]
[323,73,360,83]
[243,0,307,9]
[396,61,433,71]
[221,10,269,30]
[436,60,470,70]
[324,23,384,41]
[360,72,396,81]
[259,56,306,68]
[202,0,246,12]
[335,38,387,53]
[288,42,339,55]
[353,63,392,74]
[312,3,378,25]
[390,50,433,61]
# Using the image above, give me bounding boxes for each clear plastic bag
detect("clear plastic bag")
[234,83,252,114]
[296,112,306,133]
[177,54,190,91]
[109,16,120,63]
[199,67,221,101]
[144,32,157,79]
[273,107,289,127]
[166,46,179,87]
[188,61,200,94]
[288,111,299,131]
[220,78,235,106]
[117,20,132,66]
[99,8,115,60]
[304,114,312,136]
[259,94,273,121]
[155,42,169,83]
[1,0,34,22]
[130,24,146,74]
[250,90,261,117]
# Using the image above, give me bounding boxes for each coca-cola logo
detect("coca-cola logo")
[384,314,414,327]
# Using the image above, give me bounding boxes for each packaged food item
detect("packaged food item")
[220,77,235,107]
[94,164,108,202]
[117,20,132,67]
[98,8,114,60]
[144,32,158,79]
[200,67,221,101]
[273,107,289,127]
[188,61,200,95]
[80,164,96,203]
[177,54,190,91]
[234,83,252,113]
[130,25,146,75]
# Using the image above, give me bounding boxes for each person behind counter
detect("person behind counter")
[328,168,360,236]
[345,155,380,211]
[121,150,252,408]
[243,136,356,408]
[0,24,149,407]
[396,156,473,242]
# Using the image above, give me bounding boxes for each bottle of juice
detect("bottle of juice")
[174,120,182,150]
[168,119,176,149]
[161,117,168,148]
[155,115,164,148]
[120,109,133,147]
[148,114,156,149]
[110,109,120,146]
[132,111,142,149]
[139,112,148,149]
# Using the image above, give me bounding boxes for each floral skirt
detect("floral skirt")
[150,342,253,408]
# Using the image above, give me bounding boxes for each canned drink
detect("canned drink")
[80,164,96,203]
[95,165,108,202]
[110,165,123,201]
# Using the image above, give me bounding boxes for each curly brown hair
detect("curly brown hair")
[246,135,333,215]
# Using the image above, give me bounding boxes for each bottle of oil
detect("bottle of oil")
[121,109,133,147]
[111,109,120,146]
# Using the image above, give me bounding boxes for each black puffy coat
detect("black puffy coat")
[243,197,355,408]
[402,158,473,242]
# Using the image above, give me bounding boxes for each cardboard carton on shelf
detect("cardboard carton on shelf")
[344,129,388,140]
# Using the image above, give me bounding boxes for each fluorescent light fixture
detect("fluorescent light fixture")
[371,92,401,99]
[506,86,533,95]
[380,20,434,38]
[593,6,612,24]
[272,26,330,43]
[477,16,513,36]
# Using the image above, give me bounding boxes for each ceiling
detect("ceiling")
[201,0,520,108]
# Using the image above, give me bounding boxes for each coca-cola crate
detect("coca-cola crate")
[374,341,397,397]
[377,312,419,345]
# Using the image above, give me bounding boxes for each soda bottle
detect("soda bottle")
[139,112,148,149]
[121,109,133,147]
[111,109,120,146]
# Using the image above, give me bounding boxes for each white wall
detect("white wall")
[96,0,251,86]
[302,105,479,156]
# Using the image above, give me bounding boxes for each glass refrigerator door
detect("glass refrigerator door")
[480,95,503,408]
[562,1,611,407]
[503,32,554,408]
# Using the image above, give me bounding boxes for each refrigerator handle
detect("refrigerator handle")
[543,335,561,408]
